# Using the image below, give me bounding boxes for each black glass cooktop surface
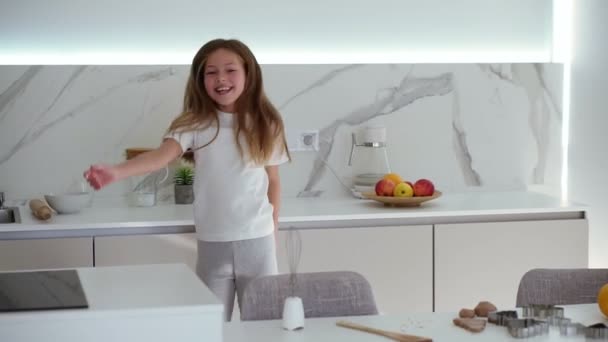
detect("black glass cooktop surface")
[0,269,89,312]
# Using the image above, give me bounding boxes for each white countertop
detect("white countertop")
[0,191,586,240]
[0,263,221,318]
[0,263,223,342]
[224,304,607,342]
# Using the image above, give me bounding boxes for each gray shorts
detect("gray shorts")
[195,234,278,321]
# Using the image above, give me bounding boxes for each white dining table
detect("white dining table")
[223,304,607,341]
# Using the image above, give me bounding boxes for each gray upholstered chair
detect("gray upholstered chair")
[240,271,378,321]
[516,268,608,307]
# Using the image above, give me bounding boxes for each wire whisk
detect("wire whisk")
[285,229,302,297]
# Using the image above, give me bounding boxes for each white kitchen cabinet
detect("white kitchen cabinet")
[0,238,93,271]
[94,234,197,271]
[276,225,433,314]
[434,219,589,312]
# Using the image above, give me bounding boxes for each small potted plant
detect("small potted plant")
[174,164,194,204]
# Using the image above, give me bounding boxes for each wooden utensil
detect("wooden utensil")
[29,199,53,220]
[336,320,432,342]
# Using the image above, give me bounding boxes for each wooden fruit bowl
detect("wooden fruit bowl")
[362,191,442,207]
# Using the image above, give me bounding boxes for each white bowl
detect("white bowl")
[44,192,92,214]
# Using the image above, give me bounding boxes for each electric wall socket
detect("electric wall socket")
[288,130,319,152]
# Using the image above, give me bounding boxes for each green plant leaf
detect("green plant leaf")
[174,166,194,185]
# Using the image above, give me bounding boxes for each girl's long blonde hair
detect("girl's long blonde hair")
[167,38,290,165]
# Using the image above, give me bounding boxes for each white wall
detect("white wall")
[570,0,608,267]
[0,0,552,64]
[0,63,563,202]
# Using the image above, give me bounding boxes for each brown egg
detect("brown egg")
[474,301,497,317]
[459,308,476,318]
[453,318,487,333]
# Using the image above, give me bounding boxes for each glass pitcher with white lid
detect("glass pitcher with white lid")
[125,148,169,207]
[348,126,391,197]
[128,169,168,207]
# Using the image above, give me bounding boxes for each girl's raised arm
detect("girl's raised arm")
[84,138,183,190]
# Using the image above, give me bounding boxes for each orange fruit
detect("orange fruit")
[599,283,608,318]
[383,173,404,185]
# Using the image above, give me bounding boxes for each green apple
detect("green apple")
[393,182,414,197]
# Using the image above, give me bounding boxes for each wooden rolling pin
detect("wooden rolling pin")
[336,320,433,342]
[29,199,53,220]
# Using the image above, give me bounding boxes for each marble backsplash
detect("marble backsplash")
[0,64,563,203]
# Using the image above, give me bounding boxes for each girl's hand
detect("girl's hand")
[84,164,119,190]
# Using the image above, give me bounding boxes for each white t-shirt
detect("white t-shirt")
[165,111,289,242]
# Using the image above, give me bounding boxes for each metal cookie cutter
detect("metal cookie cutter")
[544,315,571,326]
[487,310,518,326]
[521,304,565,319]
[584,323,608,340]
[559,322,586,337]
[507,318,549,338]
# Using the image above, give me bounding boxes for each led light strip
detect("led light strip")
[0,51,194,65]
[0,49,553,65]
[553,0,573,203]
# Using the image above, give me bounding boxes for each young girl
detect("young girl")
[84,38,290,321]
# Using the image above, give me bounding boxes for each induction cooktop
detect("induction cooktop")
[0,269,89,312]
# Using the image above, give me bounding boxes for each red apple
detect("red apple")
[375,179,396,196]
[413,179,435,196]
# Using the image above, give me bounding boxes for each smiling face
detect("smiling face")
[203,48,246,113]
